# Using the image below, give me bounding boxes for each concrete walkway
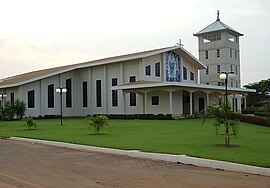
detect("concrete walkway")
[11,137,270,177]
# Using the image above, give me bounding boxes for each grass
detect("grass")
[0,118,270,167]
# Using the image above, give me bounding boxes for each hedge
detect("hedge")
[254,111,270,117]
[105,114,174,120]
[231,113,270,127]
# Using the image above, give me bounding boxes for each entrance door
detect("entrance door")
[199,98,205,113]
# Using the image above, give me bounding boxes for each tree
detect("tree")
[244,78,270,107]
[14,99,26,119]
[84,115,111,135]
[203,98,238,147]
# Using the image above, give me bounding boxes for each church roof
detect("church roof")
[194,14,243,36]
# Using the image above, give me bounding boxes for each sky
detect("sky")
[0,0,269,86]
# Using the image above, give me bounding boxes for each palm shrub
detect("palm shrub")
[14,99,26,119]
[24,116,37,129]
[84,115,111,135]
[203,97,238,147]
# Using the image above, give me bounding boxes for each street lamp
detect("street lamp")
[56,87,67,125]
[0,93,7,108]
[219,72,235,146]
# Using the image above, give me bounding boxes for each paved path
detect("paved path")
[0,139,269,188]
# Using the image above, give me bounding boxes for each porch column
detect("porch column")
[244,95,247,109]
[189,92,193,115]
[169,91,173,114]
[206,92,210,107]
[144,92,147,114]
[123,93,126,114]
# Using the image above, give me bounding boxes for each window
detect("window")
[66,78,72,108]
[48,84,54,108]
[96,80,102,107]
[235,66,238,74]
[130,76,136,106]
[230,49,232,58]
[155,62,160,77]
[112,78,118,107]
[83,81,88,107]
[206,82,209,85]
[203,33,221,43]
[230,65,233,72]
[152,96,159,105]
[28,90,35,108]
[217,49,220,58]
[190,71,194,81]
[217,65,220,73]
[183,67,187,80]
[231,82,233,87]
[228,34,236,43]
[218,82,221,86]
[205,51,208,59]
[206,66,209,74]
[235,50,237,59]
[10,93,14,105]
[235,82,238,88]
[145,65,151,76]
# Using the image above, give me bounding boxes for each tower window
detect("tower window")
[230,49,232,58]
[205,51,208,59]
[228,34,236,43]
[183,67,187,80]
[190,71,194,81]
[235,50,237,59]
[230,65,233,72]
[203,33,221,43]
[218,82,221,86]
[217,65,220,73]
[217,49,220,58]
[235,66,238,74]
[145,65,151,76]
[206,66,209,74]
[236,82,238,88]
[231,82,233,87]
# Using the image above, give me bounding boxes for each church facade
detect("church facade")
[0,14,254,117]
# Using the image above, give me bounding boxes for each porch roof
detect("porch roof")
[112,81,256,94]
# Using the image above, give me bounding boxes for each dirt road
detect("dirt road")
[0,139,269,188]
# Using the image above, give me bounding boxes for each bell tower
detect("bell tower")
[194,10,243,88]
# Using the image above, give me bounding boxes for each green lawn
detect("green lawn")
[0,118,269,167]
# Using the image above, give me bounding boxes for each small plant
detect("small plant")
[84,115,111,135]
[24,116,37,130]
[14,99,26,119]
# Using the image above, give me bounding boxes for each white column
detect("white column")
[244,95,247,109]
[123,93,126,114]
[169,91,173,115]
[40,80,44,116]
[144,92,147,114]
[88,68,92,115]
[190,92,193,115]
[103,65,107,114]
[206,92,210,107]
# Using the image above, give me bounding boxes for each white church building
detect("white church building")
[0,13,254,117]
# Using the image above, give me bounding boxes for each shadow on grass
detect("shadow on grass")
[215,144,240,148]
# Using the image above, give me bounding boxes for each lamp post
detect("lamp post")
[219,72,235,146]
[56,87,67,125]
[0,93,7,108]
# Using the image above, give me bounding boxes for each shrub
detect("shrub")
[24,116,37,129]
[254,111,270,117]
[0,107,4,121]
[3,101,15,121]
[231,113,270,127]
[84,115,111,135]
[14,99,26,119]
[105,114,174,120]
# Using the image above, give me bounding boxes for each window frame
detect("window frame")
[155,62,160,77]
[66,78,72,108]
[83,81,88,108]
[183,67,187,80]
[152,96,159,106]
[28,90,35,108]
[112,78,118,107]
[96,80,102,107]
[48,84,54,108]
[145,65,151,76]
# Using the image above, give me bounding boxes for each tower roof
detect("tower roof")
[194,11,243,36]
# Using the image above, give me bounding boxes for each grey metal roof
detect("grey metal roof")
[194,19,243,36]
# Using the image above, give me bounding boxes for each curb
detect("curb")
[10,137,270,177]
